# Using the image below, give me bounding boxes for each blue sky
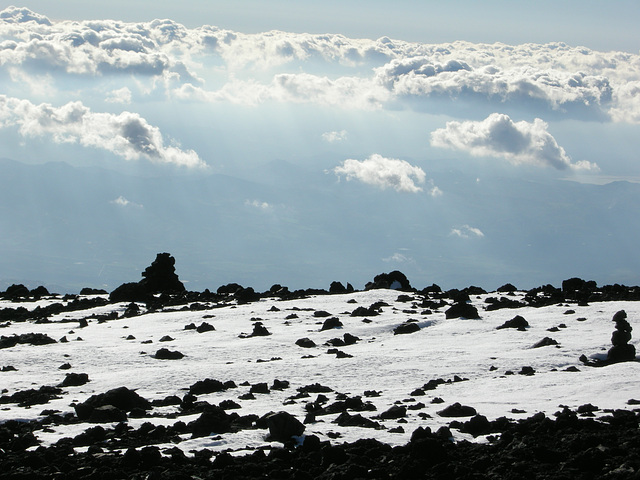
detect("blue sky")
[0,3,639,292]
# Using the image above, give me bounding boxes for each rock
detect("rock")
[189,379,226,395]
[496,283,517,293]
[606,310,636,363]
[445,303,480,319]
[394,322,421,335]
[4,284,30,299]
[250,383,270,394]
[438,402,477,417]
[234,287,260,304]
[334,412,383,429]
[139,253,185,294]
[329,281,347,293]
[159,335,174,342]
[264,411,305,442]
[365,271,412,291]
[74,386,151,420]
[532,337,559,348]
[320,317,343,331]
[295,337,316,348]
[350,305,380,317]
[189,407,232,437]
[109,253,185,302]
[89,405,127,423]
[497,315,529,330]
[0,333,57,349]
[154,348,184,359]
[196,322,215,333]
[59,373,89,387]
[380,405,407,420]
[251,322,271,336]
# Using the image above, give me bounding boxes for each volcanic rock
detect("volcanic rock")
[154,348,184,359]
[74,386,151,420]
[394,322,421,335]
[320,317,343,331]
[607,310,636,363]
[264,411,305,442]
[296,337,316,348]
[365,271,412,291]
[437,402,477,417]
[445,303,480,319]
[497,315,529,330]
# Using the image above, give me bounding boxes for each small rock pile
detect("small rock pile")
[607,310,636,363]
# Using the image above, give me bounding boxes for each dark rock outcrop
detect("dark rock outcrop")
[497,315,529,330]
[74,387,151,421]
[607,310,636,363]
[365,271,412,291]
[110,253,185,302]
[445,303,480,319]
[264,411,305,442]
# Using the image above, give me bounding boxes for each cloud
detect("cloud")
[105,87,132,104]
[333,154,428,193]
[2,8,640,123]
[383,252,412,263]
[450,225,485,238]
[430,113,598,171]
[245,199,271,210]
[110,196,142,208]
[322,130,348,143]
[0,95,206,168]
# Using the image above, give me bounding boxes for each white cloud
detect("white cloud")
[110,196,142,208]
[333,154,428,193]
[2,8,640,122]
[383,253,412,263]
[245,199,271,210]
[430,113,599,171]
[105,87,132,104]
[450,225,485,238]
[0,95,206,168]
[322,130,347,143]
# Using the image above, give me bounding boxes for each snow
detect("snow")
[1,289,639,454]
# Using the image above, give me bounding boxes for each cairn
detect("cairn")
[607,310,636,363]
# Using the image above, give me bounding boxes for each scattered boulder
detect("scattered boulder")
[394,322,421,335]
[296,337,316,348]
[320,317,343,331]
[380,405,407,420]
[497,315,529,330]
[437,402,477,417]
[264,411,305,442]
[496,283,517,293]
[251,322,271,337]
[532,337,559,348]
[74,387,151,421]
[59,373,89,387]
[153,348,184,360]
[189,406,233,437]
[196,322,215,333]
[445,303,480,319]
[0,333,57,349]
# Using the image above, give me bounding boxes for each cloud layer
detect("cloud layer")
[2,7,640,123]
[0,95,205,168]
[430,113,598,171]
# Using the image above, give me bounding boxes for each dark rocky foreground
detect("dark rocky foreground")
[1,405,640,479]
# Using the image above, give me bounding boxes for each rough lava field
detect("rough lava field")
[1,254,640,479]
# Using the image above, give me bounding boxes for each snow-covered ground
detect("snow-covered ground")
[1,290,639,454]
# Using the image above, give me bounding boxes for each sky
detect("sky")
[0,3,639,293]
